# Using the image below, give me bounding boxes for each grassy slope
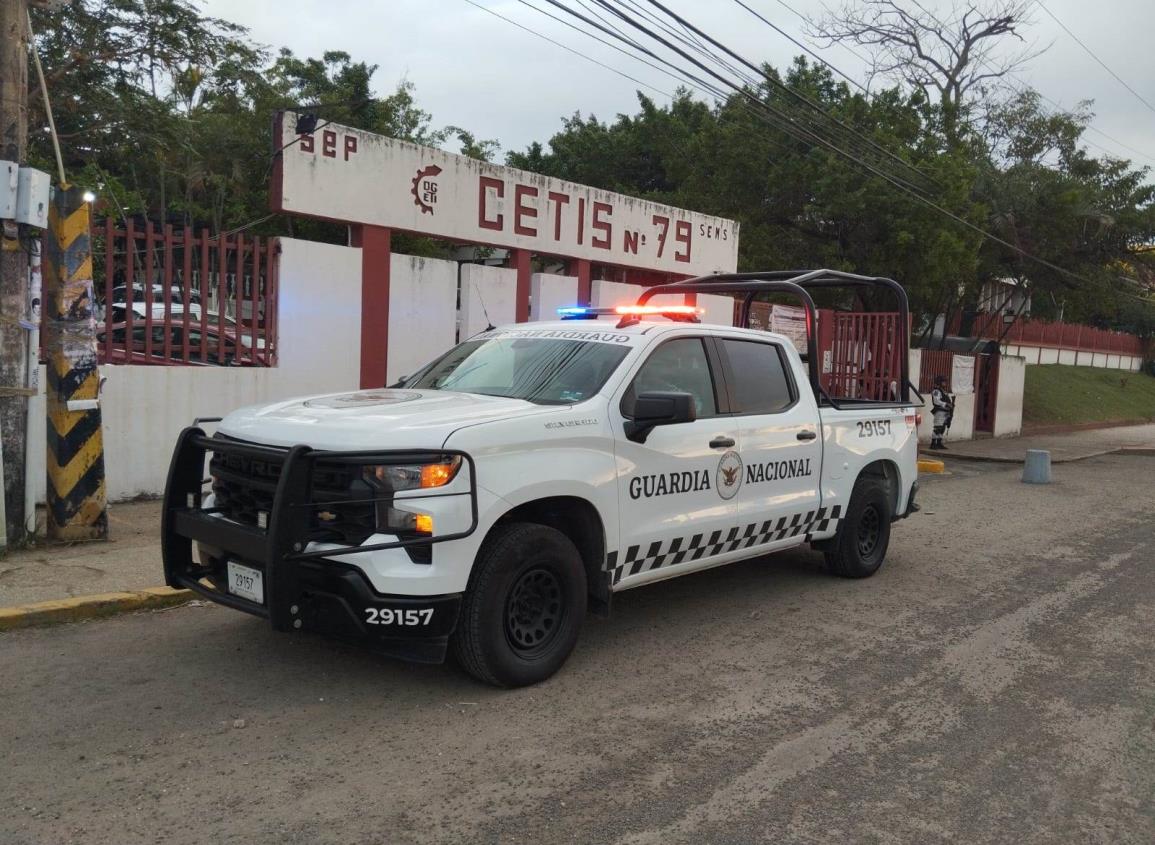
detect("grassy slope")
[1023,364,1155,428]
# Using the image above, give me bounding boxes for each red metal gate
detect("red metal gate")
[817,310,904,401]
[93,219,278,366]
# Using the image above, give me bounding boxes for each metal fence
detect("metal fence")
[818,311,905,401]
[957,312,1143,357]
[92,220,277,366]
[918,349,955,392]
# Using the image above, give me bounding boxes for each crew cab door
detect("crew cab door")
[714,337,824,549]
[609,336,740,586]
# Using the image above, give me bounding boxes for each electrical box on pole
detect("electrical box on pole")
[15,166,50,228]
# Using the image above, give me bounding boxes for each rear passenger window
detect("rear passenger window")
[722,339,794,414]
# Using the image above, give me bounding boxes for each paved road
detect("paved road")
[2,456,1152,845]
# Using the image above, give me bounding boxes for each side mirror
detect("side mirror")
[624,391,696,443]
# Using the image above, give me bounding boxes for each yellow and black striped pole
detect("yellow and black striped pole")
[43,185,107,541]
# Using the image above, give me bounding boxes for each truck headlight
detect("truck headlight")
[363,456,462,492]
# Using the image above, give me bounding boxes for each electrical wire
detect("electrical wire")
[461,0,669,96]
[1035,0,1155,118]
[27,11,65,185]
[902,0,1155,166]
[610,0,941,190]
[584,0,939,193]
[730,0,870,94]
[555,0,1113,287]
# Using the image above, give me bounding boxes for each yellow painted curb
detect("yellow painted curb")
[0,587,194,632]
[918,458,946,474]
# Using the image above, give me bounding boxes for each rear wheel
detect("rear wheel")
[824,476,892,578]
[453,522,586,687]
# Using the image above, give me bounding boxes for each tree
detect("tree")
[976,91,1155,329]
[28,1,494,249]
[810,0,1041,145]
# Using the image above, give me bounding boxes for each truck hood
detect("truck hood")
[217,389,549,451]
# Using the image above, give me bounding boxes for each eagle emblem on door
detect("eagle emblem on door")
[716,450,743,500]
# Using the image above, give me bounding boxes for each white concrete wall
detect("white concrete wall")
[385,254,458,384]
[459,263,516,340]
[1004,343,1141,372]
[994,355,1025,438]
[912,349,974,443]
[530,272,578,321]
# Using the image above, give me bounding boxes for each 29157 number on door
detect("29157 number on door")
[857,419,892,437]
[365,607,435,626]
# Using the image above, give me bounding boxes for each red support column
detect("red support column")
[358,225,392,388]
[574,258,592,307]
[514,248,532,323]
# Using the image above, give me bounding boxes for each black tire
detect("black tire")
[823,476,892,578]
[453,522,587,687]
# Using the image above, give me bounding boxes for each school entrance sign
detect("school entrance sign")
[270,112,740,386]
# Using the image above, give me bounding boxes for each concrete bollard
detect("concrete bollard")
[1022,449,1052,484]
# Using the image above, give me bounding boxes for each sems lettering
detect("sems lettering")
[745,458,813,484]
[629,470,711,500]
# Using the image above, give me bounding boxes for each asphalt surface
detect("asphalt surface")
[2,455,1152,845]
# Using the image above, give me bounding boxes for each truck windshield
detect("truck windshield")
[404,336,630,405]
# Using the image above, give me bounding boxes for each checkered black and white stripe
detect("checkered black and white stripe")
[604,505,843,584]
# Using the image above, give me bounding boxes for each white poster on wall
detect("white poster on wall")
[770,304,809,354]
[952,355,975,394]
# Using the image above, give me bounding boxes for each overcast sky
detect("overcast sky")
[200,0,1155,170]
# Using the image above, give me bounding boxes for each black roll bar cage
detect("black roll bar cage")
[636,269,917,408]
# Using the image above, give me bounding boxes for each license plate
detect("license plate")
[226,561,264,604]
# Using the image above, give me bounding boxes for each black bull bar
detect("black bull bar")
[161,426,478,663]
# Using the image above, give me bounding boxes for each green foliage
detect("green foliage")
[27,0,495,251]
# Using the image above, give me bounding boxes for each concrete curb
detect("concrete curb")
[917,458,946,473]
[0,587,194,632]
[920,447,1151,465]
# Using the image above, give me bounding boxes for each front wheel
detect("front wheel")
[823,476,892,578]
[453,522,587,687]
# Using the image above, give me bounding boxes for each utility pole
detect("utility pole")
[0,0,30,544]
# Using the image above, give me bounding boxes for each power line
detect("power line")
[474,0,1115,288]
[730,0,869,94]
[460,0,805,168]
[901,0,1155,165]
[1035,0,1155,118]
[769,0,874,68]
[460,0,669,98]
[589,0,1110,287]
[597,0,939,190]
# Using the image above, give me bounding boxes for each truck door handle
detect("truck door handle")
[709,436,735,449]
[796,430,817,441]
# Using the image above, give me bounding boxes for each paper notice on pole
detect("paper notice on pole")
[770,304,808,354]
[952,355,975,394]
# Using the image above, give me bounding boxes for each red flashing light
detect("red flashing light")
[613,304,703,317]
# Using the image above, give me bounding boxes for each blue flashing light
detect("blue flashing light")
[557,306,592,317]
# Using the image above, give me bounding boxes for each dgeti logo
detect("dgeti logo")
[411,164,442,214]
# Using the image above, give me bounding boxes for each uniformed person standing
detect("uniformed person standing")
[930,375,954,450]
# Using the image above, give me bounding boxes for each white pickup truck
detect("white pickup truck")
[163,270,921,687]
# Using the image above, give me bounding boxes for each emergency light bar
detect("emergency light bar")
[557,304,703,325]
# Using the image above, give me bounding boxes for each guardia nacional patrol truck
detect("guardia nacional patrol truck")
[162,270,921,687]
